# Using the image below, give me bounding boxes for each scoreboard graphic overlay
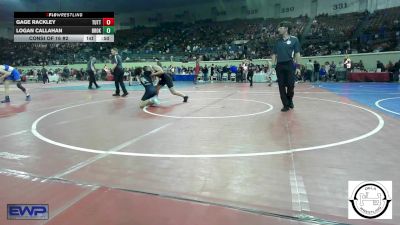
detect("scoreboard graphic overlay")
[14,12,114,42]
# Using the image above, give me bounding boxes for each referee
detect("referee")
[87,56,100,89]
[111,48,128,97]
[271,21,301,112]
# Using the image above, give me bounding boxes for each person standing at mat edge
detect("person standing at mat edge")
[111,48,128,97]
[87,56,100,89]
[271,21,301,112]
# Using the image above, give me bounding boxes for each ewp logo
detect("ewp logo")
[7,204,49,220]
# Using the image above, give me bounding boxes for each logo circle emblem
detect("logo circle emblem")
[349,182,391,219]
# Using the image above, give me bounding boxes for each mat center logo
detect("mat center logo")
[348,181,392,219]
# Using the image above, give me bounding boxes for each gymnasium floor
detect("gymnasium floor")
[0,81,399,225]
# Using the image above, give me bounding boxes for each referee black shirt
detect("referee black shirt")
[273,36,301,63]
[111,54,123,71]
[87,57,95,72]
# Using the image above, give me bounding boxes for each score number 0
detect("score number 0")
[102,18,114,26]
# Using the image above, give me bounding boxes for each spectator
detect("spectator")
[394,60,400,81]
[314,60,320,82]
[202,65,209,82]
[319,65,327,82]
[194,59,200,84]
[210,64,215,79]
[377,60,385,72]
[305,60,313,82]
[329,61,337,80]
[62,66,70,82]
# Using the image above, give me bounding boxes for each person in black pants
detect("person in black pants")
[394,60,400,82]
[247,63,254,87]
[42,71,49,84]
[111,48,128,97]
[87,56,100,89]
[271,21,301,112]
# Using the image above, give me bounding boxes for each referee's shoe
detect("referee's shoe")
[281,102,294,112]
[281,106,290,112]
[289,101,294,109]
